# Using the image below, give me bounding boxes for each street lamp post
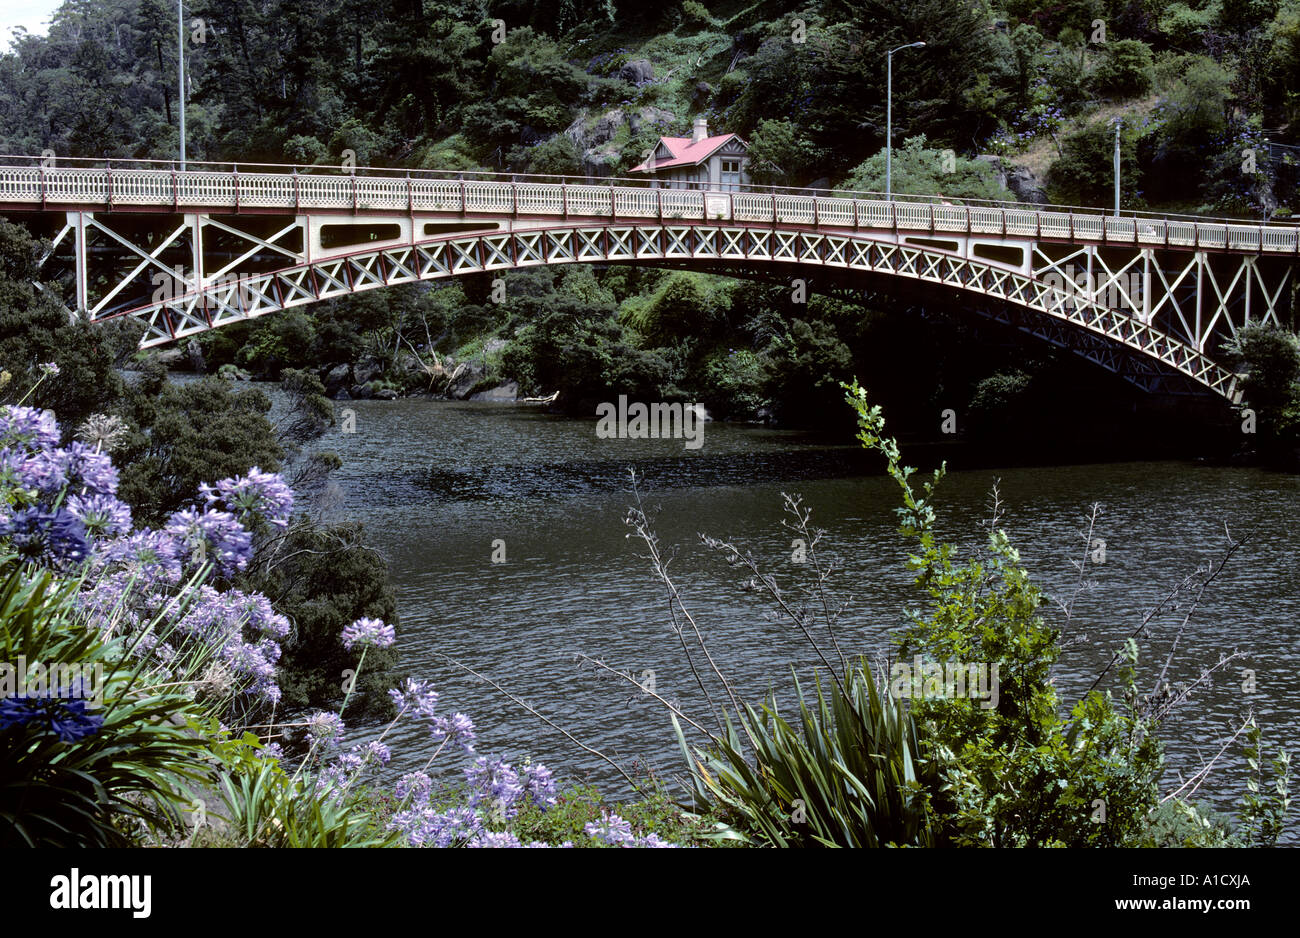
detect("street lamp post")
[886,41,926,201]
[1112,117,1122,217]
[178,0,186,171]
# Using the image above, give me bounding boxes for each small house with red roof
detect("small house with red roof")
[629,117,750,191]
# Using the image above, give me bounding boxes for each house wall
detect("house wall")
[645,156,750,190]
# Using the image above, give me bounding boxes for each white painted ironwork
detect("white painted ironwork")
[6,160,1299,402]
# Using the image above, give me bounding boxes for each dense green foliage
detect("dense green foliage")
[1225,324,1300,457]
[666,383,1292,846]
[3,0,1291,445]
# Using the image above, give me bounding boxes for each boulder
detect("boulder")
[348,383,373,400]
[618,59,654,84]
[446,362,485,400]
[628,106,675,136]
[392,353,430,388]
[977,155,1048,204]
[185,338,206,373]
[470,380,519,402]
[1006,164,1049,204]
[353,359,382,387]
[323,363,351,395]
[373,388,400,400]
[565,105,678,177]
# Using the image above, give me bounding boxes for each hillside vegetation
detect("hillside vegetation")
[2,0,1298,443]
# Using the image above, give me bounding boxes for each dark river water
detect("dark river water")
[284,393,1297,840]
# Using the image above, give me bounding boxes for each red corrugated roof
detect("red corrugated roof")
[630,133,745,172]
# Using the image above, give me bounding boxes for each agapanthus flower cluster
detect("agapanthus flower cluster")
[342,616,395,651]
[0,507,89,570]
[297,674,563,848]
[199,467,294,530]
[164,506,254,576]
[429,711,477,755]
[314,739,392,796]
[389,678,439,718]
[386,674,473,754]
[584,810,681,848]
[0,684,104,743]
[302,711,346,751]
[66,493,132,539]
[0,404,297,711]
[386,754,561,848]
[381,732,562,846]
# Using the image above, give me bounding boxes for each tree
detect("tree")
[1092,39,1154,99]
[0,219,136,429]
[746,118,825,187]
[1050,120,1141,207]
[1224,325,1300,452]
[115,374,286,525]
[761,318,854,428]
[837,135,1009,201]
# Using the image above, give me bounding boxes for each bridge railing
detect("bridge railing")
[2,156,1299,254]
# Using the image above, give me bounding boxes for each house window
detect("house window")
[721,159,742,191]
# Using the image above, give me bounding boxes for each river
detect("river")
[293,393,1297,839]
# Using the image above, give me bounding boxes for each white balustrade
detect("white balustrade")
[0,164,1294,253]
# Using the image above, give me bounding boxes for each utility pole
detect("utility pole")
[178,0,186,170]
[885,41,926,200]
[1113,118,1121,217]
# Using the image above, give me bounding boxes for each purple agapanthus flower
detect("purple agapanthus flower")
[522,762,558,808]
[0,507,89,568]
[430,711,476,755]
[468,830,527,848]
[388,806,482,848]
[0,692,103,743]
[0,406,60,450]
[164,507,253,575]
[95,529,184,584]
[66,493,132,539]
[231,592,289,639]
[389,677,438,717]
[58,441,119,495]
[465,756,525,818]
[584,810,682,848]
[303,711,345,750]
[395,771,433,802]
[199,467,294,529]
[16,449,68,495]
[342,616,395,650]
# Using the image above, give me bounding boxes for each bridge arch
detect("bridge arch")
[105,221,1245,402]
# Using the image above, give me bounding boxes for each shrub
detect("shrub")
[1092,39,1154,99]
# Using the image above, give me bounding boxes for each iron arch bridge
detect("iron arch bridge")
[2,156,1298,403]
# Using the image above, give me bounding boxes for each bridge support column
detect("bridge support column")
[187,213,205,299]
[69,211,89,313]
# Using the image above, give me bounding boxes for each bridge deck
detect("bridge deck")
[1,163,1297,254]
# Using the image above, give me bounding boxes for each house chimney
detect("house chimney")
[692,117,708,144]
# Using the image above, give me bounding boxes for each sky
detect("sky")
[1,0,64,51]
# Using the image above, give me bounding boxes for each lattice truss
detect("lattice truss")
[44,213,1299,403]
